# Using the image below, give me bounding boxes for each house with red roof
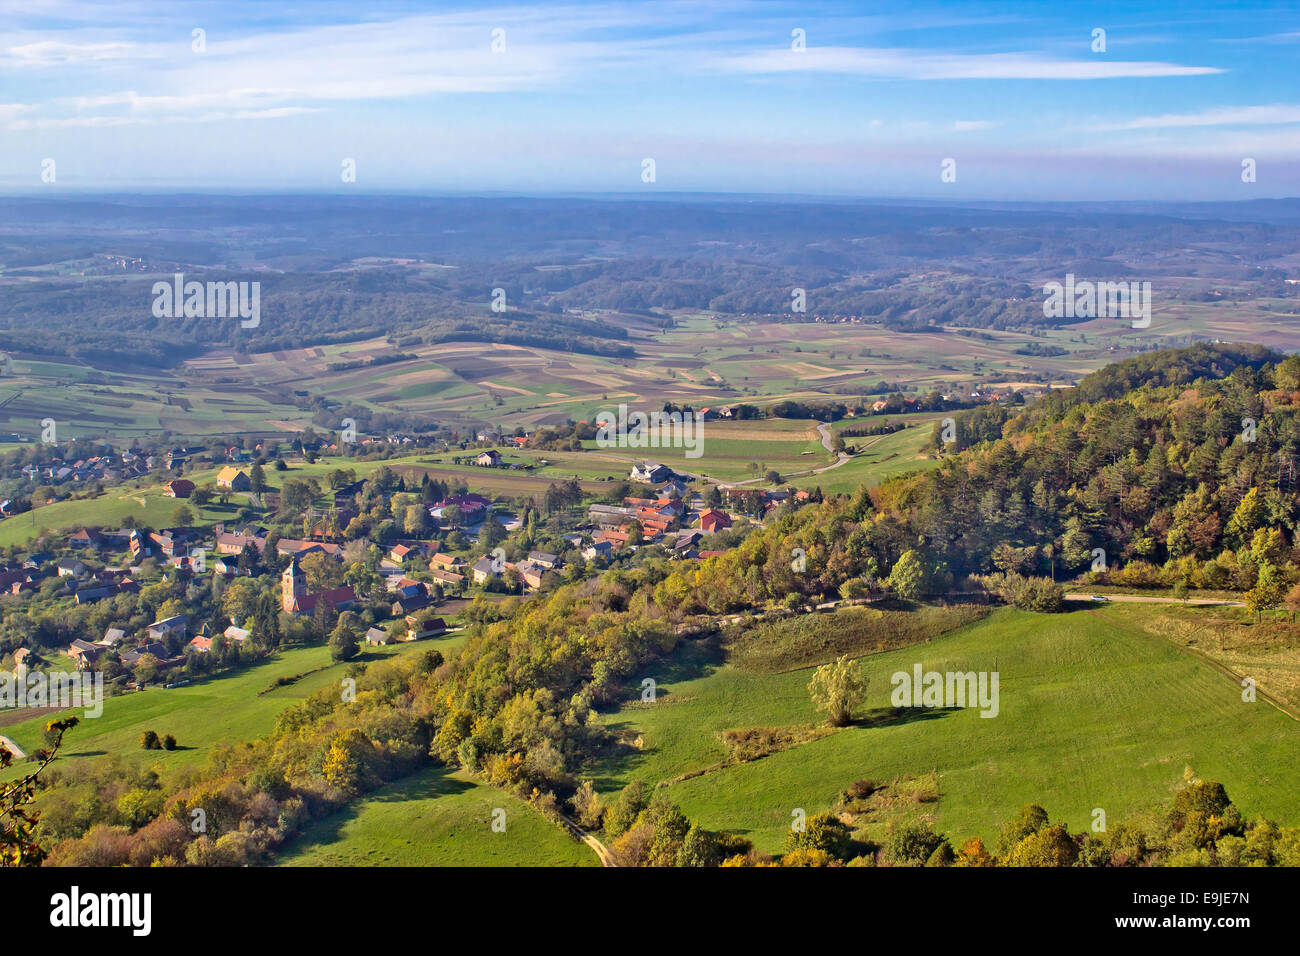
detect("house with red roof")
[281,555,356,614]
[164,479,196,499]
[699,509,732,533]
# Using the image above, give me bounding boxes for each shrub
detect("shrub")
[603,781,649,838]
[786,812,852,859]
[885,821,946,866]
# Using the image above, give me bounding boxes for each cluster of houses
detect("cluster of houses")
[467,548,563,590]
[0,547,145,605]
[474,430,533,447]
[586,491,733,560]
[63,612,253,675]
[19,451,141,487]
[0,444,267,520]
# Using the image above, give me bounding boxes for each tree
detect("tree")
[604,781,649,838]
[249,462,266,498]
[573,780,604,830]
[887,549,928,601]
[236,540,260,574]
[221,577,261,625]
[321,728,372,796]
[1284,583,1300,622]
[1226,488,1267,548]
[1004,824,1079,867]
[996,804,1049,857]
[328,620,359,662]
[677,824,722,867]
[1246,563,1284,622]
[479,513,505,548]
[786,812,852,858]
[885,821,947,866]
[402,504,428,536]
[847,485,873,521]
[1,718,77,866]
[808,655,867,727]
[301,551,345,592]
[171,504,195,527]
[139,730,161,750]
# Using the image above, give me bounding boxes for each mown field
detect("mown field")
[277,765,597,867]
[586,603,1300,854]
[0,357,309,440]
[580,417,829,483]
[4,314,1121,443]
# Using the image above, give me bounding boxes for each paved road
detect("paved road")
[1065,593,1245,607]
[0,735,27,760]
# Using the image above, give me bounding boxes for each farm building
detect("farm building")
[216,467,251,491]
[164,479,196,498]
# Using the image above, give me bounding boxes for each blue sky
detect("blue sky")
[2,0,1299,199]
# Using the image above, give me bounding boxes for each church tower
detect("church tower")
[282,555,304,613]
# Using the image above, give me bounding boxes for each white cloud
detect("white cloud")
[717,46,1222,80]
[1103,104,1300,130]
[5,39,134,65]
[0,103,37,123]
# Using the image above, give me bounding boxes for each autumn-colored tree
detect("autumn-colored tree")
[2,718,77,866]
[1284,583,1300,622]
[808,655,867,727]
[1003,823,1079,867]
[321,728,374,796]
[887,549,928,601]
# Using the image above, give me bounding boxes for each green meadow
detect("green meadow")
[1,637,464,782]
[277,765,597,867]
[589,604,1300,854]
[793,424,939,494]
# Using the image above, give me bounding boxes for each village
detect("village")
[0,451,812,697]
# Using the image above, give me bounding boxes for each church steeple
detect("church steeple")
[282,554,304,612]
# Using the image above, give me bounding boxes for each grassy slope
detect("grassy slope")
[792,424,938,494]
[1,636,464,781]
[277,765,597,867]
[592,605,1300,854]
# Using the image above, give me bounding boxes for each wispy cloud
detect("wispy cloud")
[1102,104,1300,130]
[717,47,1223,80]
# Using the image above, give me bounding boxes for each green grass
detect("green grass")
[592,604,1300,854]
[0,638,461,781]
[792,424,939,494]
[277,765,598,867]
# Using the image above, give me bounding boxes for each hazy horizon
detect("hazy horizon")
[5,0,1300,200]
